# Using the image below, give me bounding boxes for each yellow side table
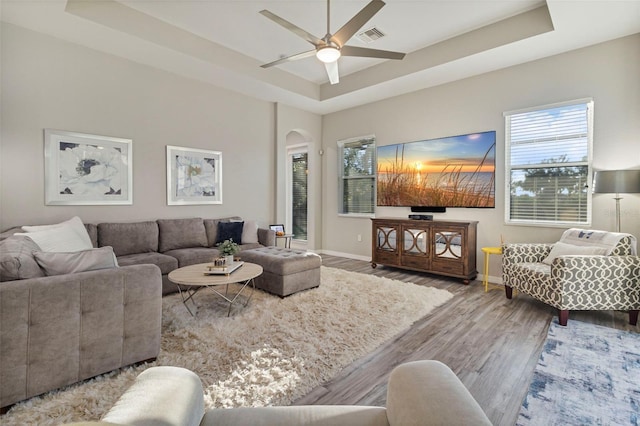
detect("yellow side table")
[481,246,503,292]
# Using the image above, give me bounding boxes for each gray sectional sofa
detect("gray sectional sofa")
[0,216,275,411]
[94,217,275,294]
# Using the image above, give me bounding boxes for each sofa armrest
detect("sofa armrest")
[258,228,276,246]
[0,264,162,410]
[102,367,204,426]
[385,360,491,426]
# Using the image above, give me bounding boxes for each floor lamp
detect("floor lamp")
[593,169,640,232]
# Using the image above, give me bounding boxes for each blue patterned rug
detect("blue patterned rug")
[518,318,640,425]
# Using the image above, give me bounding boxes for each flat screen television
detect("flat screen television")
[376,131,496,208]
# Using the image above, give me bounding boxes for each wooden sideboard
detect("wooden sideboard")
[371,218,478,283]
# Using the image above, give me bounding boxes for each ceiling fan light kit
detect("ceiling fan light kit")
[316,46,341,63]
[260,0,405,84]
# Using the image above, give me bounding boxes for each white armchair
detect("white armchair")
[502,229,640,326]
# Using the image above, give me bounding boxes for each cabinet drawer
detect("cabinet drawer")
[402,254,429,270]
[374,250,399,265]
[431,259,464,276]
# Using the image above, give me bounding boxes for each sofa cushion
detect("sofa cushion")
[163,247,220,268]
[33,246,119,276]
[203,217,242,247]
[157,218,208,253]
[21,216,93,249]
[216,221,243,245]
[16,224,92,253]
[85,223,98,248]
[542,241,608,265]
[0,236,45,281]
[116,252,178,275]
[98,221,159,256]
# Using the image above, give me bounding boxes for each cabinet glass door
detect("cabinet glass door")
[403,228,428,255]
[376,226,397,251]
[433,230,463,259]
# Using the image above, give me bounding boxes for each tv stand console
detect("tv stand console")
[371,218,478,284]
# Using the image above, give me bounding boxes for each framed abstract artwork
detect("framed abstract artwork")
[166,145,222,205]
[44,129,133,205]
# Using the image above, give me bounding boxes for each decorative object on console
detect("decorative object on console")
[593,169,640,232]
[166,145,222,205]
[377,131,496,208]
[44,129,132,205]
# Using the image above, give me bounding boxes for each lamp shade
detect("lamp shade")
[593,169,640,194]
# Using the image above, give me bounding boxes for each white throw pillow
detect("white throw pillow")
[17,224,92,253]
[241,220,259,244]
[542,241,608,265]
[33,246,119,276]
[21,216,93,249]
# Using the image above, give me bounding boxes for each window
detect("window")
[505,99,593,226]
[338,136,375,215]
[291,151,308,240]
[286,144,308,241]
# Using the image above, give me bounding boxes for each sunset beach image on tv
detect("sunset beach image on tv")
[376,131,496,208]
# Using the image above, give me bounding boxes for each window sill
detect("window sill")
[338,213,375,219]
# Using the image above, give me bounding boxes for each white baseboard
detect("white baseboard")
[318,249,371,262]
[317,250,504,285]
[478,274,504,285]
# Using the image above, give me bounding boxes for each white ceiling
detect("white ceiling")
[2,0,640,114]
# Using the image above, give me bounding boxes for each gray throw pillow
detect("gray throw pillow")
[33,246,119,276]
[0,236,45,281]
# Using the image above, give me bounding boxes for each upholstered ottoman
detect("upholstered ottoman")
[239,247,321,296]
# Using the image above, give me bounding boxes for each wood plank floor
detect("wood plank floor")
[293,254,638,425]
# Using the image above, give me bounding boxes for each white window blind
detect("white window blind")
[505,100,593,226]
[338,136,376,215]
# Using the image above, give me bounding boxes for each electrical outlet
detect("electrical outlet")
[357,234,362,242]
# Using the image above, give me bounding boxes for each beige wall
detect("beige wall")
[1,23,278,229]
[2,22,638,282]
[321,34,640,278]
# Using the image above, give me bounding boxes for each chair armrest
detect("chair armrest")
[503,243,553,266]
[551,255,640,309]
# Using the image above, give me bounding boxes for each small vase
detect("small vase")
[224,255,234,266]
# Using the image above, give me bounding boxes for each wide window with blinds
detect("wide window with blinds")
[338,136,376,215]
[504,99,593,226]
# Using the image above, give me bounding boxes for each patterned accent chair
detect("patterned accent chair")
[502,234,640,326]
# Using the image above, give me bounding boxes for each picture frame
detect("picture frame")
[44,129,133,205]
[269,224,285,233]
[167,145,222,205]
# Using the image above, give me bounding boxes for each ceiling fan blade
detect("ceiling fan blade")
[341,45,405,60]
[260,10,324,47]
[330,0,385,47]
[325,61,340,85]
[261,49,317,68]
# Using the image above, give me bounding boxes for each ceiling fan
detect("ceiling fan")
[259,0,405,85]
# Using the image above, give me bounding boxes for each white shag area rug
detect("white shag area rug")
[2,266,453,425]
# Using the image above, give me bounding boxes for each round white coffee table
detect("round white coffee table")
[168,262,263,317]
